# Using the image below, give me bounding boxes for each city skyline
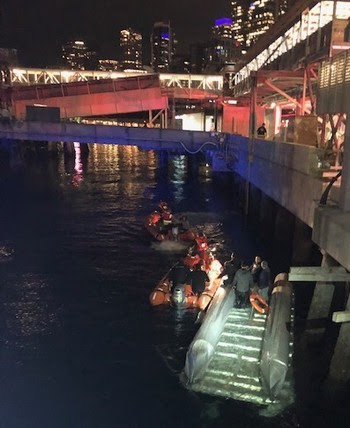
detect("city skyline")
[2,0,230,67]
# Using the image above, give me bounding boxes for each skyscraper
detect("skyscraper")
[207,18,239,70]
[62,40,95,70]
[232,0,293,52]
[231,0,247,52]
[151,21,176,72]
[120,28,143,70]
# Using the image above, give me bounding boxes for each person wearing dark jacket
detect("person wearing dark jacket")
[258,260,271,301]
[251,255,262,284]
[169,260,191,293]
[233,261,254,308]
[220,252,241,287]
[187,262,209,295]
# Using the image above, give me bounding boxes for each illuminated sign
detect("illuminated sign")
[215,18,233,27]
[161,32,170,40]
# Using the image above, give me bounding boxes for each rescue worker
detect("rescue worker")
[169,260,191,293]
[158,201,170,214]
[258,260,271,302]
[233,261,254,308]
[187,262,209,296]
[195,232,208,253]
[179,215,190,232]
[183,246,201,270]
[162,210,173,234]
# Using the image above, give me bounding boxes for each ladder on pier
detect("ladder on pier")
[190,308,273,405]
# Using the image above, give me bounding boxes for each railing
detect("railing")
[11,74,162,101]
[9,67,224,92]
[317,49,350,114]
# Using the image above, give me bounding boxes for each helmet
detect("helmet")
[162,211,173,221]
[158,202,169,212]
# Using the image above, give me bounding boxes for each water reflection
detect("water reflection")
[72,142,84,187]
[169,155,186,202]
[4,274,59,337]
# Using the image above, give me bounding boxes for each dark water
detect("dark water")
[0,143,346,427]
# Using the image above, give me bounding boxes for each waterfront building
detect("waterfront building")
[98,59,120,71]
[151,21,176,72]
[61,40,96,70]
[120,28,143,70]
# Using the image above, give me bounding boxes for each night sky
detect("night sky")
[3,0,230,67]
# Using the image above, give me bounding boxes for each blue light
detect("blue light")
[161,32,170,40]
[215,18,233,27]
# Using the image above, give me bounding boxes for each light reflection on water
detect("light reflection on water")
[0,142,309,427]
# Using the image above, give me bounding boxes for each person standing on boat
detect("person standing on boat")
[220,251,241,287]
[251,255,262,285]
[258,261,271,302]
[169,260,191,293]
[179,215,190,232]
[187,262,209,296]
[208,253,223,284]
[233,261,254,308]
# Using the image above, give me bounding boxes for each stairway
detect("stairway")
[190,307,273,405]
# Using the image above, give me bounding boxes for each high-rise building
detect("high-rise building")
[61,40,96,70]
[246,1,276,48]
[151,21,176,72]
[206,18,240,71]
[98,59,120,71]
[190,43,207,74]
[120,28,143,70]
[232,0,294,52]
[231,0,247,52]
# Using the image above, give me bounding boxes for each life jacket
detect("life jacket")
[195,236,208,252]
[149,211,161,225]
[162,211,173,224]
[184,254,201,269]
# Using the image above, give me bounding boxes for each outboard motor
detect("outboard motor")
[171,284,188,308]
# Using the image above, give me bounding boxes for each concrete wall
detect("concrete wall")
[225,135,336,228]
[222,105,265,136]
[0,121,220,153]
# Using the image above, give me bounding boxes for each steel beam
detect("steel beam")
[289,266,350,282]
[264,79,310,113]
[332,311,350,323]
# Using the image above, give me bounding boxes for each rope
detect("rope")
[319,170,342,206]
[179,141,218,154]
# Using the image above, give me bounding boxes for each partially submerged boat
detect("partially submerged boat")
[182,273,294,411]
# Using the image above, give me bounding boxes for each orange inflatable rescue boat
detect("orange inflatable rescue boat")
[144,204,197,243]
[149,260,222,310]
